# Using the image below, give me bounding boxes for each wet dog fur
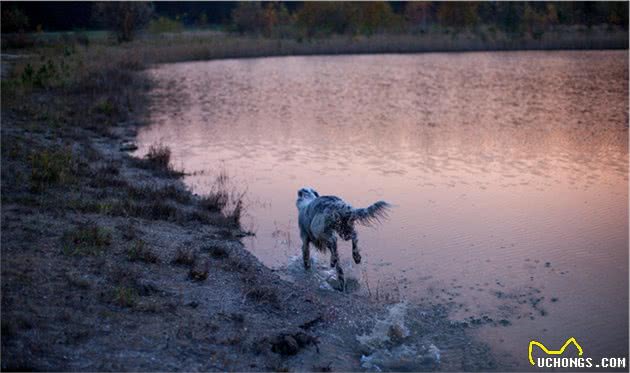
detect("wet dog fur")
[296,187,390,290]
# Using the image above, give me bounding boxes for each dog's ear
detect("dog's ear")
[311,189,319,197]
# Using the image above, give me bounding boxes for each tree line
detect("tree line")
[2,2,628,42]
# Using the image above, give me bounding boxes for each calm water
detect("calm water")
[136,51,628,369]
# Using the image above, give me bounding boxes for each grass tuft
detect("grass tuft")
[198,170,246,227]
[29,148,76,191]
[208,245,230,260]
[126,239,159,263]
[112,286,137,308]
[189,260,210,281]
[146,143,171,169]
[62,221,112,256]
[172,246,196,266]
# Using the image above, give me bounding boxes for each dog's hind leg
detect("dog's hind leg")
[351,230,361,264]
[327,237,345,290]
[328,235,339,268]
[301,235,311,270]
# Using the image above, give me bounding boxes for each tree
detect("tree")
[295,2,355,37]
[436,2,479,30]
[231,2,265,34]
[92,2,153,42]
[358,1,398,35]
[1,6,30,33]
[404,2,434,31]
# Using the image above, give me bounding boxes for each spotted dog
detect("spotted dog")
[296,187,391,290]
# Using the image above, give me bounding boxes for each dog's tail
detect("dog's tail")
[351,201,391,227]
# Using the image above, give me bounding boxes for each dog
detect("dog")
[296,187,391,290]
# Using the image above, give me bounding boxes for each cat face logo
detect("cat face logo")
[528,337,583,365]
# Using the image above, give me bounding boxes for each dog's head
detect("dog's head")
[296,187,319,210]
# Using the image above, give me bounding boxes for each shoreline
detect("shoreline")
[1,42,500,371]
[4,28,626,66]
[136,31,629,65]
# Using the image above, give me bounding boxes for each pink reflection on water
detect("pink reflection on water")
[136,50,628,368]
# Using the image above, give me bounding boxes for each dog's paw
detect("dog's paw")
[336,278,346,292]
[353,252,362,264]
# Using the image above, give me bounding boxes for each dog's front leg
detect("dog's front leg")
[301,236,311,270]
[351,231,361,264]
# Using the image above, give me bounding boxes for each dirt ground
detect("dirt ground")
[1,52,497,371]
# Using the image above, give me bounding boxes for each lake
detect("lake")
[136,50,628,369]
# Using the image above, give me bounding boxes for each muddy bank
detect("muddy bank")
[1,53,497,371]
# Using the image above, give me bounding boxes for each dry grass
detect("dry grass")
[172,246,196,266]
[207,245,230,260]
[29,147,77,192]
[126,239,159,263]
[112,286,137,307]
[146,143,171,169]
[134,143,185,178]
[198,170,246,228]
[62,221,112,256]
[189,260,210,281]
